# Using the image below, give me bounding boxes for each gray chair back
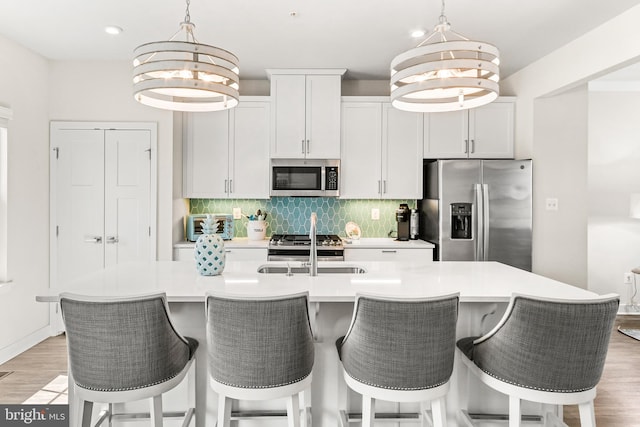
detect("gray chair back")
[60,293,194,392]
[337,293,459,390]
[205,292,314,389]
[471,294,619,392]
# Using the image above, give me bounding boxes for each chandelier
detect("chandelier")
[133,0,239,112]
[390,0,499,112]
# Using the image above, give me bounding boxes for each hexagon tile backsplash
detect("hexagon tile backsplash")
[190,198,417,238]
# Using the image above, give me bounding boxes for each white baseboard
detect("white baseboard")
[619,304,640,315]
[0,326,53,365]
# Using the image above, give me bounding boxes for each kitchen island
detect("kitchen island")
[37,260,598,427]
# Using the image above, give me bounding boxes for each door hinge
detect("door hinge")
[53,147,59,159]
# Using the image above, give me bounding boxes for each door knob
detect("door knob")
[84,236,102,243]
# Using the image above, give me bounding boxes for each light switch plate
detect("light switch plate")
[545,198,558,211]
[371,208,380,220]
[232,207,242,219]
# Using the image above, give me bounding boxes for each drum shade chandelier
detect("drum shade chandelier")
[390,0,500,112]
[132,0,239,112]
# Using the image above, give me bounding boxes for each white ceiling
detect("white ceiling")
[1,0,640,80]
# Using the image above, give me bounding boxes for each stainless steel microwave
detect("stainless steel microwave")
[270,159,340,197]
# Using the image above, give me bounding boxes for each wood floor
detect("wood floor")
[0,317,639,426]
[563,315,640,427]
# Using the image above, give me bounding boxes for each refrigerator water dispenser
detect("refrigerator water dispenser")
[450,203,472,239]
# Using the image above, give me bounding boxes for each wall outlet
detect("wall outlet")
[371,208,380,220]
[232,207,242,219]
[624,272,634,284]
[545,198,559,211]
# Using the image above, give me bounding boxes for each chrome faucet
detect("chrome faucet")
[309,212,318,276]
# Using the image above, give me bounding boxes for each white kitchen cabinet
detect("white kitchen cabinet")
[183,99,270,199]
[340,99,423,199]
[424,98,515,159]
[268,70,345,159]
[344,248,433,262]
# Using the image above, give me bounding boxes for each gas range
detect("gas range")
[267,234,344,261]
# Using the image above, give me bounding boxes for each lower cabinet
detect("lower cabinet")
[173,246,268,262]
[344,248,433,262]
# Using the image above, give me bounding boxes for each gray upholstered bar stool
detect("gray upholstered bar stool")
[336,292,460,427]
[205,291,315,427]
[59,292,198,427]
[457,293,619,427]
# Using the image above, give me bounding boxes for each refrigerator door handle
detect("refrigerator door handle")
[475,183,483,261]
[483,183,490,261]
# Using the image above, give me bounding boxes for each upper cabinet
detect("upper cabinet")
[183,98,271,199]
[268,69,346,159]
[341,99,423,199]
[424,98,515,159]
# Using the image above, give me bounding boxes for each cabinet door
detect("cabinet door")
[271,74,306,158]
[382,104,423,199]
[468,101,514,159]
[183,111,230,197]
[340,102,382,199]
[344,248,433,262]
[224,248,268,262]
[423,110,469,158]
[305,75,341,158]
[230,102,270,198]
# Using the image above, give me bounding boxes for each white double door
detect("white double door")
[50,122,157,332]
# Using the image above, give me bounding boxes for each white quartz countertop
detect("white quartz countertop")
[173,237,434,249]
[342,238,434,249]
[37,260,596,303]
[174,237,268,249]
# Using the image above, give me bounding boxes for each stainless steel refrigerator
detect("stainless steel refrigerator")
[418,159,532,271]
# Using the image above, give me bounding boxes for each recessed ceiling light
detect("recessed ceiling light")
[105,25,123,35]
[411,30,426,38]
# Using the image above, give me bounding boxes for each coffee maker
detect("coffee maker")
[396,203,411,241]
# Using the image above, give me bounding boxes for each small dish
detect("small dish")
[345,221,361,240]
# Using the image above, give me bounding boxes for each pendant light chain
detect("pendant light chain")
[184,0,191,24]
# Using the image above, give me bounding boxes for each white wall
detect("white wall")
[588,90,640,307]
[533,86,588,287]
[0,35,51,357]
[502,4,640,290]
[48,60,175,261]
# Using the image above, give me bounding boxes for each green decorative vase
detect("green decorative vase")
[194,215,225,276]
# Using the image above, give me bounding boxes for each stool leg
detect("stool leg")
[362,396,375,427]
[509,395,521,427]
[80,400,93,427]
[217,395,232,427]
[150,395,162,427]
[431,397,447,427]
[578,402,596,427]
[286,393,301,427]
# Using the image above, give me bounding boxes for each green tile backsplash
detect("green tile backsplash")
[190,198,416,238]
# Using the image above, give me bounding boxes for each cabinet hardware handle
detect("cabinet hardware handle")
[84,236,102,243]
[302,140,305,154]
[464,139,469,153]
[106,236,119,244]
[378,180,382,194]
[383,180,387,194]
[306,139,310,154]
[470,139,475,153]
[382,250,397,253]
[224,179,228,193]
[229,179,233,193]
[225,249,232,253]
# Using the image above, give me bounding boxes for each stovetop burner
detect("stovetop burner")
[269,234,343,247]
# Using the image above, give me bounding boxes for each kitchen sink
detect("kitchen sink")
[256,265,367,275]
